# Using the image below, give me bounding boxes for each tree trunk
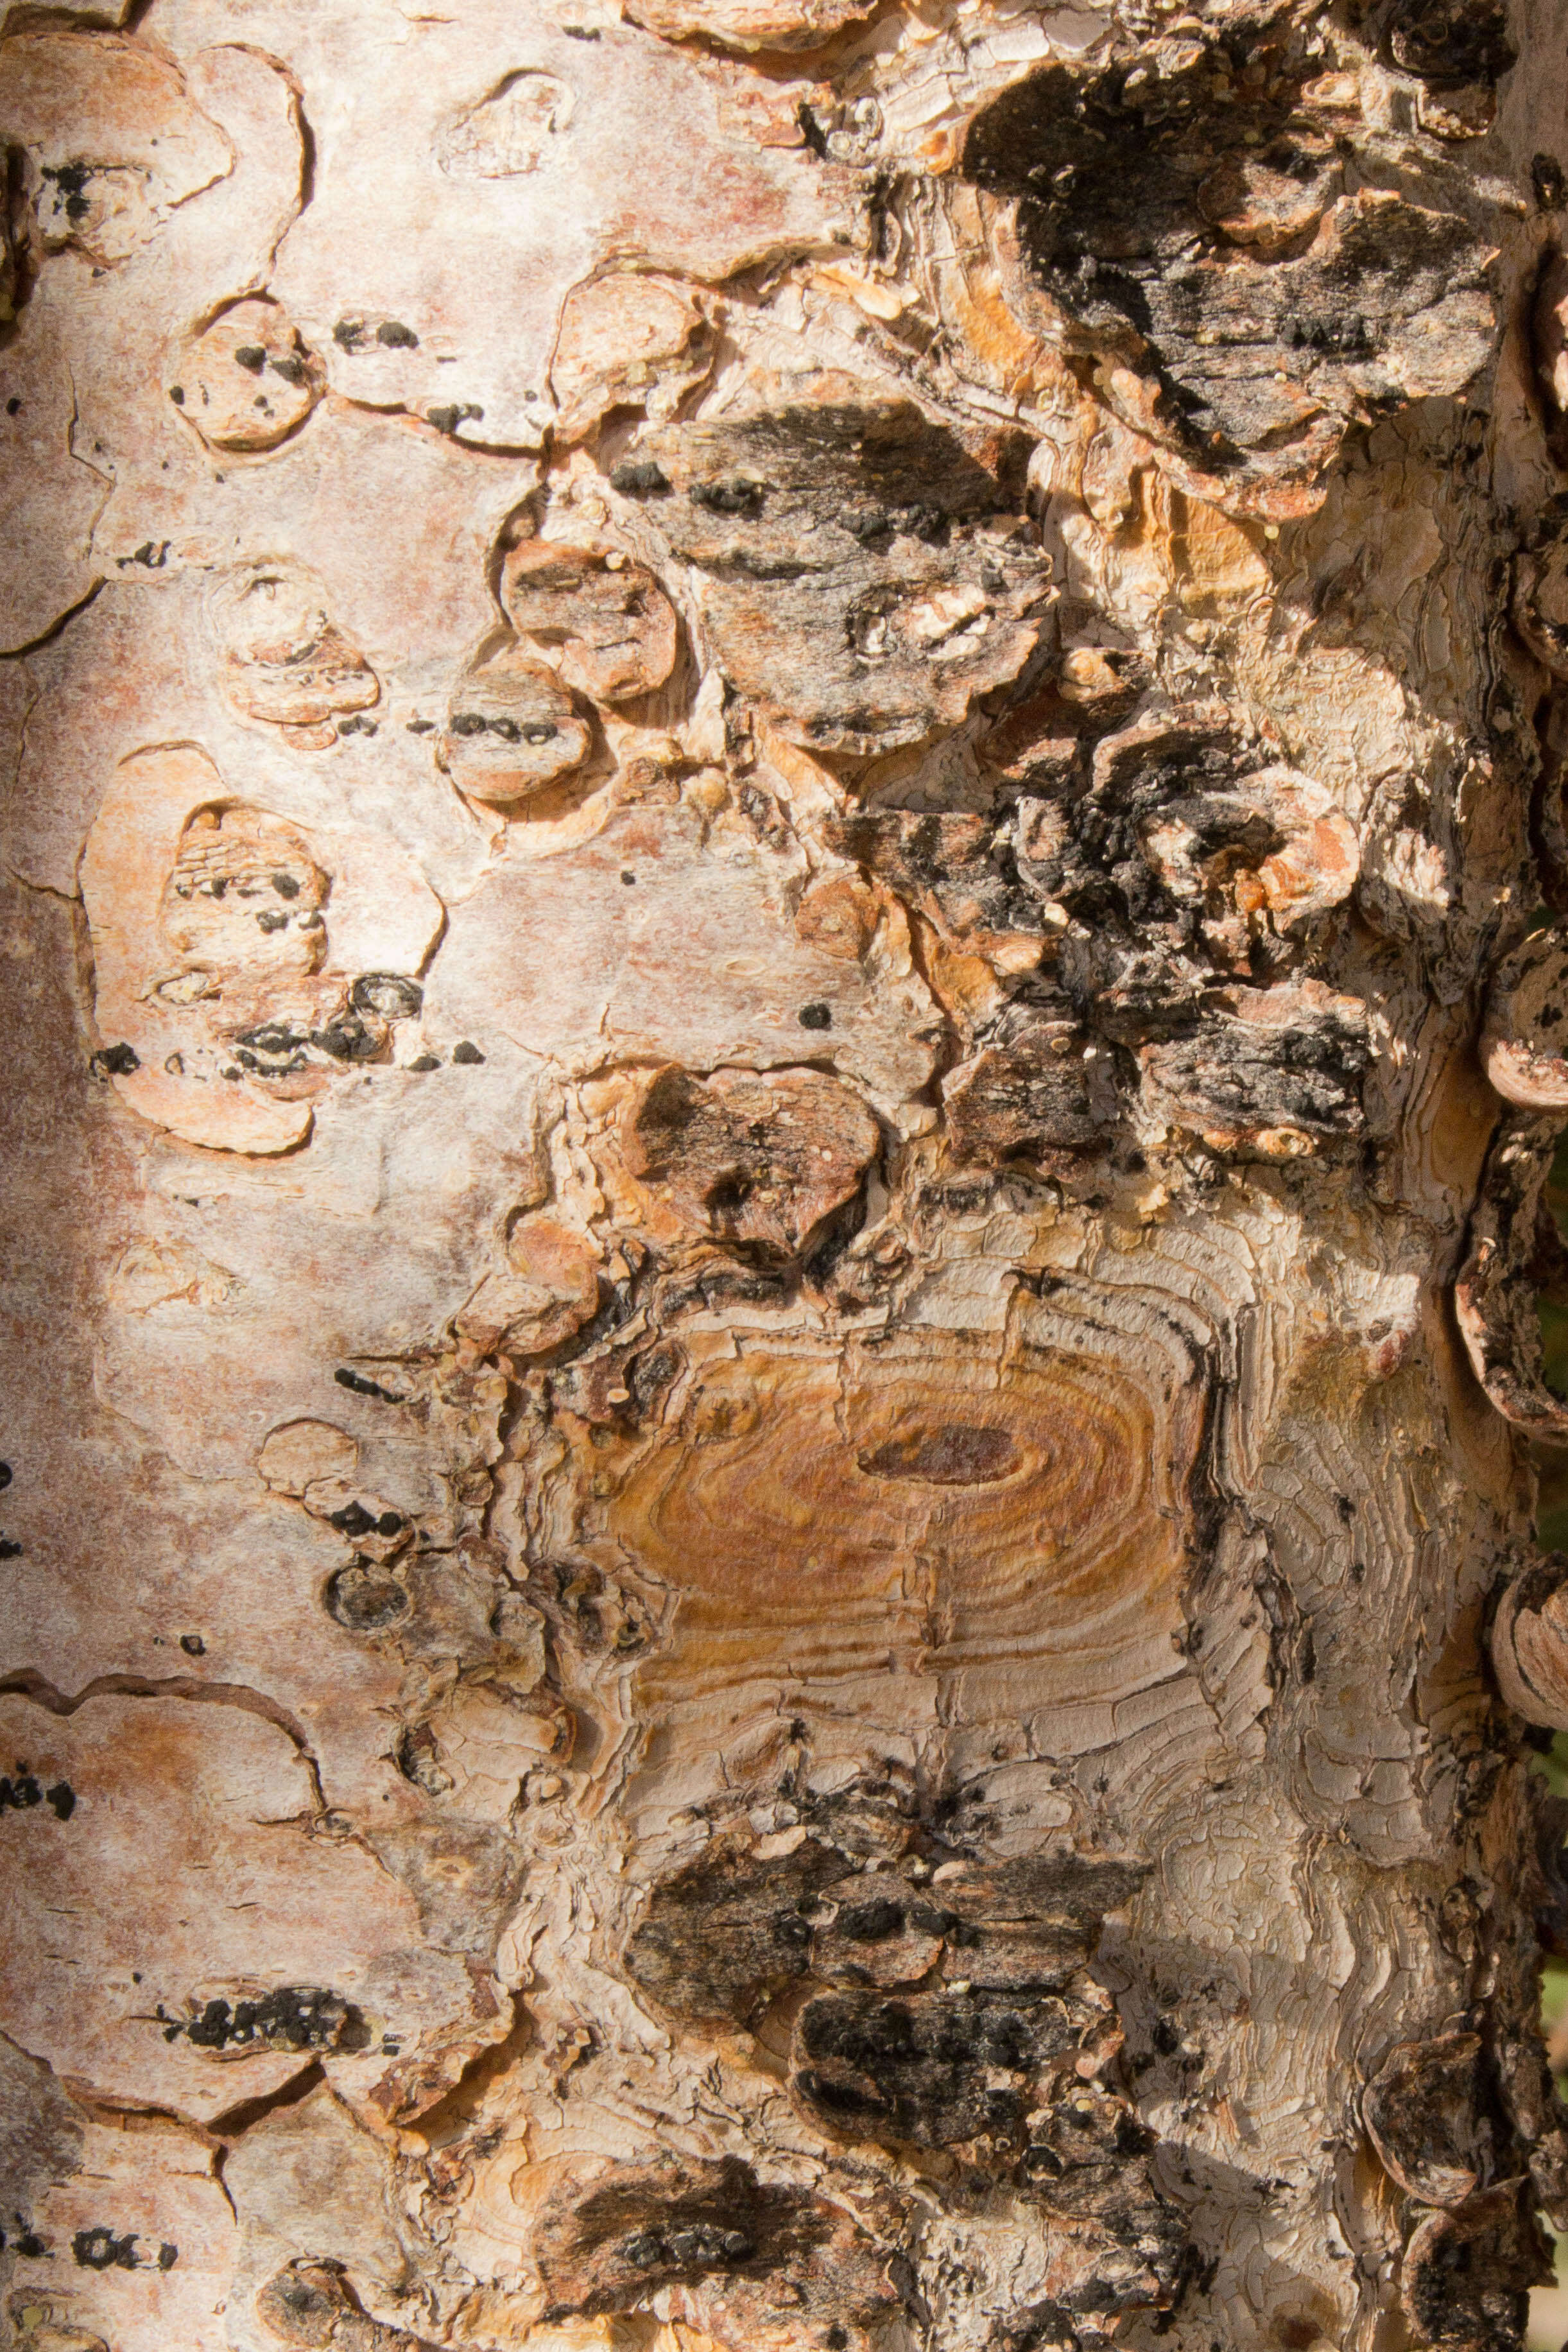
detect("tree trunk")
[4,4,1568,2351]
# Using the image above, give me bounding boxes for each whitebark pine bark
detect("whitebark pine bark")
[3,4,1568,2352]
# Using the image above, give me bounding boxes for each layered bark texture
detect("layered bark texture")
[3,2,1568,2351]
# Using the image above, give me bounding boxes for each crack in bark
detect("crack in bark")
[0,1667,329,1813]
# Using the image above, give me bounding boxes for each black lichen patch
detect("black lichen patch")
[926,722,1372,1145]
[960,31,1495,494]
[823,809,1039,943]
[531,2154,896,2333]
[1013,731,1281,1010]
[1138,998,1368,1140]
[621,2218,753,2271]
[793,1984,1077,2146]
[626,1835,841,2021]
[91,1041,141,1077]
[1401,2181,1547,2352]
[1535,153,1567,212]
[451,1039,485,1064]
[158,1984,364,2055]
[311,1010,383,1064]
[1002,2299,1094,2352]
[689,475,766,516]
[943,1017,1111,1164]
[628,1839,1148,2023]
[233,1019,311,1070]
[451,711,552,742]
[791,1986,1184,2306]
[610,458,670,496]
[790,1985,1185,2312]
[73,2226,139,2270]
[835,1893,910,1941]
[334,1367,407,1404]
[325,1500,404,1540]
[1363,2030,1501,2204]
[40,162,93,225]
[1374,0,1515,87]
[628,395,1050,754]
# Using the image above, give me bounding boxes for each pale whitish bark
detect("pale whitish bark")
[3,4,1568,2352]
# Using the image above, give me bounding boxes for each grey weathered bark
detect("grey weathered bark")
[3,3,1568,2351]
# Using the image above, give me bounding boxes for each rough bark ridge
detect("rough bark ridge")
[3,1,1568,2349]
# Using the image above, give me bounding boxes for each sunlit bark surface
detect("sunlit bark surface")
[4,3,1568,2350]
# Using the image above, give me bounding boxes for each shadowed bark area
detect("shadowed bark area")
[2,2,1568,2351]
